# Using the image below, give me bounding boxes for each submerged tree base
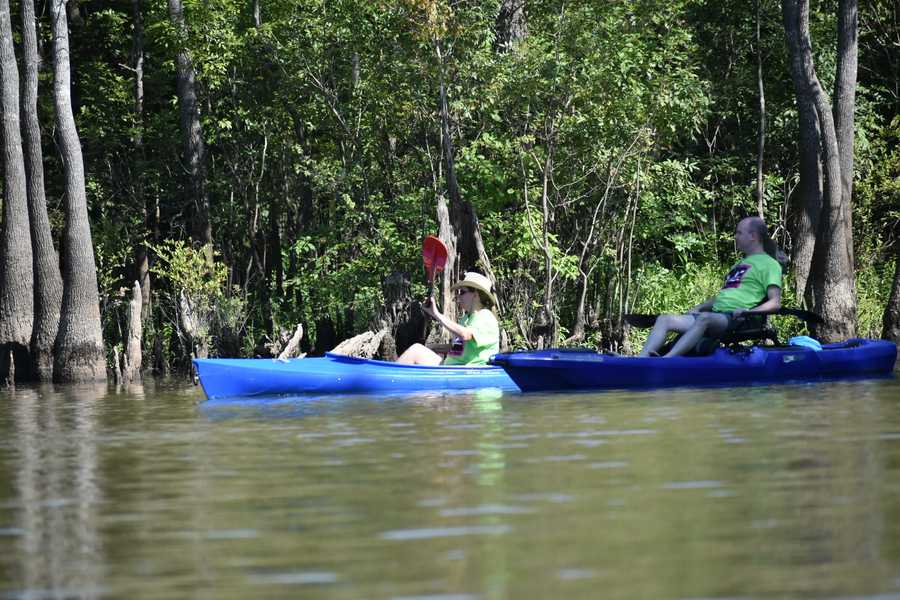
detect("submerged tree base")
[0,343,34,385]
[53,342,107,383]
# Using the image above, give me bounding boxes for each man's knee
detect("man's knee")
[656,314,680,328]
[693,312,727,333]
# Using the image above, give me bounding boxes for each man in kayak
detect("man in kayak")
[639,216,784,358]
[397,272,500,366]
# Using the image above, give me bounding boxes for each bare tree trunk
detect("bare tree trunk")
[788,95,822,299]
[21,0,62,382]
[131,0,151,320]
[121,281,142,382]
[883,244,900,343]
[431,193,457,345]
[370,273,425,360]
[168,0,212,260]
[0,0,35,382]
[495,0,527,51]
[833,0,857,259]
[50,0,107,382]
[535,149,557,348]
[783,0,857,342]
[436,42,498,298]
[755,0,767,218]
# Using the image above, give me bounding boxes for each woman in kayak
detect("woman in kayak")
[639,216,784,358]
[396,271,500,366]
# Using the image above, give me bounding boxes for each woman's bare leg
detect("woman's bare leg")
[396,343,443,365]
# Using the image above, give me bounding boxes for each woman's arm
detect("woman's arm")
[423,297,476,341]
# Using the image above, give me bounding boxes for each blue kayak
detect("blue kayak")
[193,352,519,400]
[489,338,897,393]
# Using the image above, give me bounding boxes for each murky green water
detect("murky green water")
[2,374,900,599]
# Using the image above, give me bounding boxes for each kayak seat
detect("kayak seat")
[720,314,780,347]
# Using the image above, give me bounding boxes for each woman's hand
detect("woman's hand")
[422,296,443,320]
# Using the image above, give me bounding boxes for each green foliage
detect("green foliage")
[632,262,724,315]
[40,0,898,366]
[857,256,896,339]
[150,240,228,300]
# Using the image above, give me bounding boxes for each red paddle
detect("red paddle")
[422,235,448,297]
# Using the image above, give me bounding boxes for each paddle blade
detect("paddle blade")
[422,235,448,283]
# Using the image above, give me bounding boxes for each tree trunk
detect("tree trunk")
[21,0,62,382]
[495,0,527,51]
[121,281,142,382]
[788,94,822,299]
[535,150,557,348]
[755,0,766,218]
[783,0,857,342]
[371,272,425,360]
[132,0,151,320]
[50,0,108,382]
[431,193,457,344]
[833,0,857,254]
[436,43,499,304]
[168,0,212,260]
[0,0,35,382]
[883,244,900,343]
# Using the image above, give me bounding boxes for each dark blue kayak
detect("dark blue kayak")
[489,338,897,393]
[193,352,519,400]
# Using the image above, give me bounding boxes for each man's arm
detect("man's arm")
[733,285,782,317]
[688,295,717,314]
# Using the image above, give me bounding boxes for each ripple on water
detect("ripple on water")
[511,493,574,504]
[557,568,597,580]
[204,529,259,540]
[524,454,587,463]
[379,524,511,540]
[590,461,629,469]
[392,595,480,600]
[247,571,339,585]
[661,480,724,490]
[438,504,535,517]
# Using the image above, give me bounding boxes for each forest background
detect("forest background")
[0,0,898,380]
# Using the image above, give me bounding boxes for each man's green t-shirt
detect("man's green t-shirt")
[712,253,782,313]
[443,309,500,366]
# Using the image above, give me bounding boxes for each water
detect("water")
[1,376,900,599]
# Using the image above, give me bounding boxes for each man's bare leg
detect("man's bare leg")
[664,313,730,357]
[639,314,698,357]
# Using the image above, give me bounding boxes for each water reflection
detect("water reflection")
[0,377,898,599]
[9,383,107,599]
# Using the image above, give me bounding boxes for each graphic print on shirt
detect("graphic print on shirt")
[722,263,751,289]
[448,335,464,357]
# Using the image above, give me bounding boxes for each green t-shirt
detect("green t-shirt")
[443,309,500,366]
[712,253,782,313]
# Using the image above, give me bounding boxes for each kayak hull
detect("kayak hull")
[489,338,897,393]
[193,352,519,400]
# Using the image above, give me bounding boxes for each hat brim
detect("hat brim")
[451,281,497,307]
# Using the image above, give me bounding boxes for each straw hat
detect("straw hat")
[451,272,497,307]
